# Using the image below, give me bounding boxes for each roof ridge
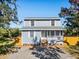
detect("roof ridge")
[25,17,60,18]
[24,17,61,21]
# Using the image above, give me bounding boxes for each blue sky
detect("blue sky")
[11,0,70,28]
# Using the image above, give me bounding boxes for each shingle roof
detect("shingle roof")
[20,26,65,31]
[24,17,61,21]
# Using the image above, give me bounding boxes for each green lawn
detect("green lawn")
[0,40,13,46]
[0,39,15,54]
[65,45,79,59]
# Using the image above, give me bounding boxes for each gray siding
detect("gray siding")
[24,20,62,27]
[24,21,31,27]
[34,21,51,26]
[22,31,34,44]
[55,20,61,26]
[22,32,27,44]
[22,31,41,44]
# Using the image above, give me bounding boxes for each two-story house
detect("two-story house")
[21,17,65,45]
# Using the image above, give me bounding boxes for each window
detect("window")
[48,31,50,37]
[45,31,47,37]
[61,31,62,35]
[42,31,47,37]
[56,31,60,36]
[51,31,54,36]
[41,31,55,37]
[31,21,34,26]
[41,31,47,37]
[51,20,54,26]
[41,31,45,37]
[30,31,34,37]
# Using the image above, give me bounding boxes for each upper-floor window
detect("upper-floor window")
[51,20,54,26]
[31,21,34,26]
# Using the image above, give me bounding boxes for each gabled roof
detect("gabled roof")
[24,17,61,21]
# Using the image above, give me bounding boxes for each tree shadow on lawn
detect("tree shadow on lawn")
[31,46,65,59]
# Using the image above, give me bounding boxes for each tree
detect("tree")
[0,0,18,28]
[59,0,79,36]
[0,0,21,54]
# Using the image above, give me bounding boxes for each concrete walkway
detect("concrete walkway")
[58,48,75,59]
[0,46,75,59]
[7,47,39,59]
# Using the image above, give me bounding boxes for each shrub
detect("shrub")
[0,28,21,54]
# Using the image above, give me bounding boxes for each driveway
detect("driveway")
[0,46,75,59]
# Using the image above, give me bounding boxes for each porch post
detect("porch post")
[54,30,56,36]
[59,30,61,36]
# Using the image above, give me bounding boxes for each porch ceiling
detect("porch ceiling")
[20,26,65,31]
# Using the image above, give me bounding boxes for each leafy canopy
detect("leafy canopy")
[0,0,18,28]
[59,0,79,36]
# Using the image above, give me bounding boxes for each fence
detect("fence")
[64,36,79,45]
[15,36,79,47]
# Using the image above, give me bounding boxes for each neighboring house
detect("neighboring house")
[21,17,65,45]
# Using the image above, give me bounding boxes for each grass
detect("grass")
[0,38,16,55]
[0,40,13,46]
[64,45,79,59]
